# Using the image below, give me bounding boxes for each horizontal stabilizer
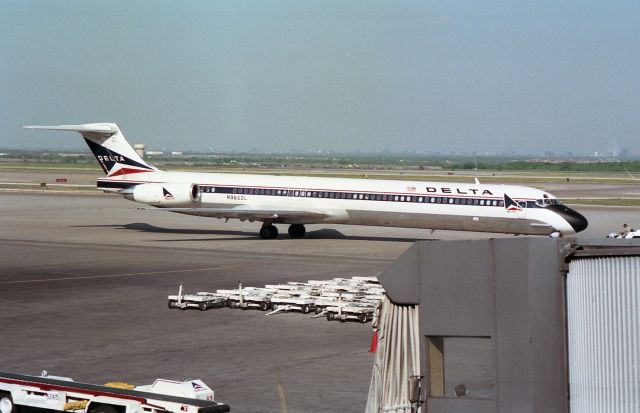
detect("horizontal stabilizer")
[23,122,156,175]
[23,124,117,135]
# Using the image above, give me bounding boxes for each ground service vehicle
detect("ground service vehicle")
[0,371,230,413]
[607,229,640,239]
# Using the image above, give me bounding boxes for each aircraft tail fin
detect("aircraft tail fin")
[23,123,158,176]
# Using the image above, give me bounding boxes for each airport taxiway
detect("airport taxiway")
[1,191,638,412]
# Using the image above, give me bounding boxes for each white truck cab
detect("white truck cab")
[134,379,214,401]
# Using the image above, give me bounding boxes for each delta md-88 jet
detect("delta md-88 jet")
[24,123,588,239]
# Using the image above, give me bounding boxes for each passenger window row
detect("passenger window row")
[198,185,516,207]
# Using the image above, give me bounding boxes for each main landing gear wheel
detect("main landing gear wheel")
[288,224,306,238]
[259,224,278,239]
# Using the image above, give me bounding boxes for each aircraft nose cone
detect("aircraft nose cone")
[567,209,588,233]
[549,204,588,233]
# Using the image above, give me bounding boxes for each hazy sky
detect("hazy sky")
[1,1,638,154]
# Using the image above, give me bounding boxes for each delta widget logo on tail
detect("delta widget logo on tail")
[84,138,154,176]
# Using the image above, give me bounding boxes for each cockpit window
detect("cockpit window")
[535,198,560,207]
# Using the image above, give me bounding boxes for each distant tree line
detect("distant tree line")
[5,150,640,174]
[448,161,640,173]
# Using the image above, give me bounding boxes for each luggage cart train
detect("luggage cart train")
[167,276,384,324]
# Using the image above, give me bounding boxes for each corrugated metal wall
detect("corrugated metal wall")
[567,257,640,412]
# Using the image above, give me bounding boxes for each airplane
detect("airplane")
[23,123,588,239]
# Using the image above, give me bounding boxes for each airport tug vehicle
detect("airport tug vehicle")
[0,371,230,413]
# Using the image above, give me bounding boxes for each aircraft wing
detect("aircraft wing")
[141,206,337,222]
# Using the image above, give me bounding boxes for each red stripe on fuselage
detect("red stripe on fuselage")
[96,177,536,202]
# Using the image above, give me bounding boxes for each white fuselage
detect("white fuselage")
[98,170,581,235]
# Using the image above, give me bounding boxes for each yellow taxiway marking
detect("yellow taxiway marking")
[275,367,289,413]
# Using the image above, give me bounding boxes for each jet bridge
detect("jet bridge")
[367,237,640,413]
